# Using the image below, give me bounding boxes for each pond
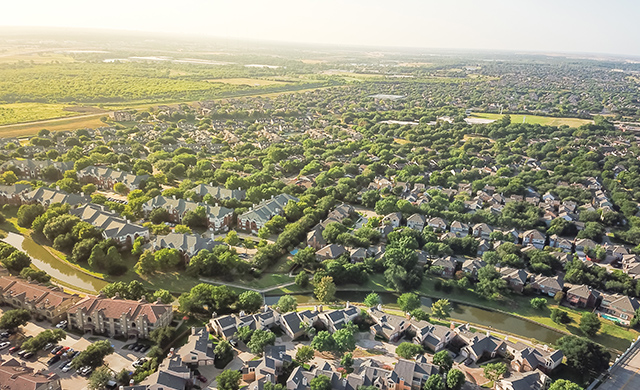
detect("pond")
[265,291,565,345]
[1,231,108,293]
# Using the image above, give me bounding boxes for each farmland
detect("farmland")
[470,112,593,127]
[0,103,81,125]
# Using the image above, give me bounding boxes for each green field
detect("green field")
[0,103,82,126]
[470,112,593,127]
[0,114,108,137]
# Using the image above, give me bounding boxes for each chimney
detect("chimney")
[345,301,350,308]
[172,195,176,200]
[215,203,219,207]
[343,379,347,387]
[56,186,60,191]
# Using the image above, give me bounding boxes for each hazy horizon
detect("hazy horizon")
[2,0,640,58]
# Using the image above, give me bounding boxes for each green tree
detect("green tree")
[295,345,314,365]
[214,340,233,362]
[247,329,276,355]
[396,342,423,359]
[216,370,242,390]
[333,326,356,353]
[275,295,297,312]
[174,224,192,234]
[433,350,453,373]
[149,326,174,348]
[0,309,31,330]
[21,329,66,352]
[17,204,45,227]
[292,247,316,267]
[153,289,173,304]
[19,268,50,283]
[235,326,254,343]
[551,308,571,324]
[239,291,263,313]
[224,231,240,246]
[310,375,331,390]
[530,297,547,310]
[483,362,507,382]
[397,293,421,312]
[295,271,309,288]
[549,380,583,390]
[423,374,445,390]
[446,369,466,390]
[556,336,610,379]
[81,183,97,195]
[579,312,601,337]
[311,331,335,352]
[314,276,336,303]
[431,299,450,319]
[3,250,31,273]
[341,352,354,370]
[88,366,112,390]
[364,292,381,308]
[72,340,115,369]
[135,250,157,274]
[113,182,128,194]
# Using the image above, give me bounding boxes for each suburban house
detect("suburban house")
[406,213,426,231]
[306,225,326,250]
[238,194,299,234]
[565,284,601,308]
[456,326,508,364]
[320,305,359,333]
[387,357,439,390]
[450,221,469,237]
[431,257,457,278]
[598,294,640,326]
[369,308,412,342]
[0,184,32,205]
[66,294,173,339]
[70,203,149,246]
[575,238,597,258]
[279,309,319,340]
[190,184,246,201]
[149,232,225,261]
[529,275,564,297]
[316,244,347,261]
[2,159,73,179]
[125,355,193,390]
[472,223,493,239]
[210,306,279,340]
[143,196,235,232]
[77,165,149,192]
[548,235,573,252]
[427,217,447,231]
[180,327,215,367]
[462,259,486,280]
[22,187,90,207]
[509,344,563,373]
[521,229,546,249]
[495,370,550,390]
[413,323,455,352]
[350,247,368,263]
[499,267,530,293]
[242,345,292,384]
[0,358,62,390]
[0,276,81,323]
[382,212,402,228]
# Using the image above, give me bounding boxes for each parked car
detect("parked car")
[16,350,27,357]
[51,346,63,354]
[67,351,79,359]
[62,348,74,358]
[0,342,10,350]
[8,346,19,354]
[47,355,60,366]
[55,321,67,329]
[197,375,207,383]
[0,332,9,339]
[79,366,93,376]
[140,345,150,353]
[44,343,54,350]
[22,351,35,359]
[62,362,73,373]
[133,344,143,352]
[56,346,70,356]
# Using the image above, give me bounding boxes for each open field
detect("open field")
[470,112,593,127]
[0,103,83,126]
[0,114,107,137]
[206,78,289,86]
[0,52,76,63]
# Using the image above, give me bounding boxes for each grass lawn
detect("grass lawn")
[470,112,592,127]
[0,114,107,137]
[205,78,289,86]
[0,103,83,126]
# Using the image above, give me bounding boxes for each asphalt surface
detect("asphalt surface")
[596,340,640,390]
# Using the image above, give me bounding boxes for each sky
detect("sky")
[2,0,639,57]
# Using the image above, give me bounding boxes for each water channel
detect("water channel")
[1,231,108,293]
[265,291,565,345]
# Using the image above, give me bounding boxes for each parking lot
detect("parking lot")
[0,314,150,389]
